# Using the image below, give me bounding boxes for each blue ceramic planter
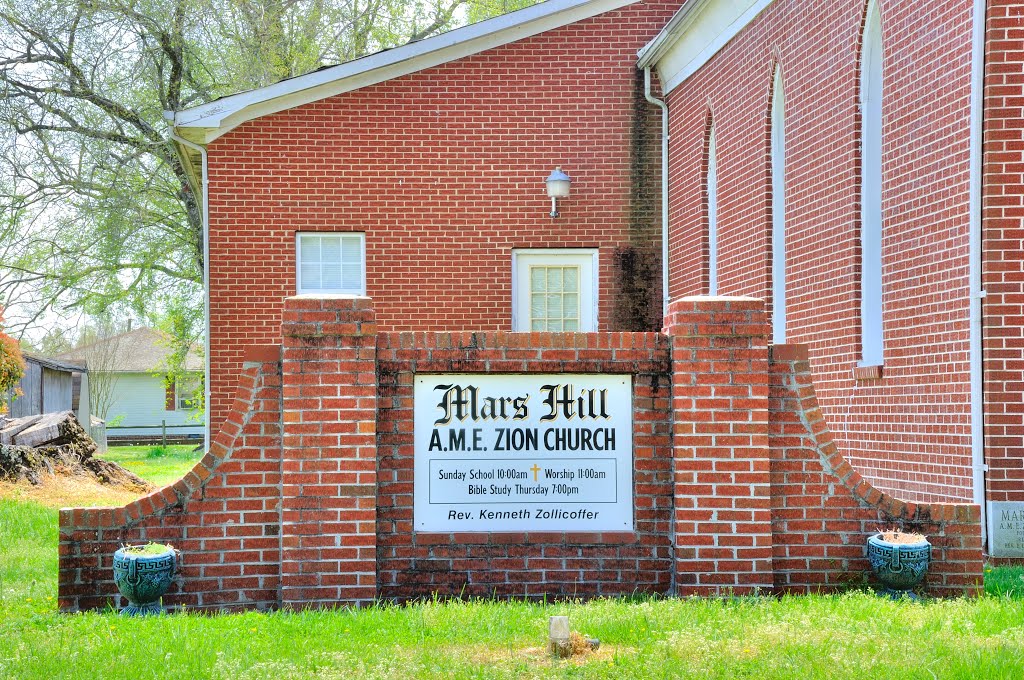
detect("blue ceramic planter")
[112,546,177,616]
[866,533,931,599]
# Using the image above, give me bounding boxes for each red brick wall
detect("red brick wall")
[280,296,378,606]
[375,330,674,599]
[205,2,682,437]
[665,297,773,594]
[59,346,284,612]
[58,295,982,612]
[663,0,976,503]
[983,1,1024,504]
[770,345,983,595]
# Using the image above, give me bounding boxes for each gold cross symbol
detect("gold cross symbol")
[530,463,541,482]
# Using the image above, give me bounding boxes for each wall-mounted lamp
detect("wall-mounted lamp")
[545,166,572,218]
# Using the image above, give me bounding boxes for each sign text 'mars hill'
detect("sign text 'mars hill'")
[413,374,634,532]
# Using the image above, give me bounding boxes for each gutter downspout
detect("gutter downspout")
[643,66,670,318]
[169,131,211,451]
[968,0,987,546]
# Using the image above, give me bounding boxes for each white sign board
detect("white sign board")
[989,501,1024,558]
[414,374,633,532]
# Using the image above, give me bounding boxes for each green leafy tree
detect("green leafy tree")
[0,0,209,342]
[0,0,538,408]
[0,307,26,414]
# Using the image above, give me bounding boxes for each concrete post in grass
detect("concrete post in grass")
[549,616,571,657]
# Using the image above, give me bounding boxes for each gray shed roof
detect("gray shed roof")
[23,353,87,373]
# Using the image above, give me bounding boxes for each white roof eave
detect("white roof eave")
[636,0,777,95]
[636,0,711,69]
[174,0,638,145]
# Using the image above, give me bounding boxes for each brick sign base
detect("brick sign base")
[58,296,983,612]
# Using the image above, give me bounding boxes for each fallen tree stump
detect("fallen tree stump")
[0,411,151,492]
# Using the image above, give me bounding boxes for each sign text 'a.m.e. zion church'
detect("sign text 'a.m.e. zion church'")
[413,375,633,532]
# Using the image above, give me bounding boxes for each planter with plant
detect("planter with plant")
[112,542,177,616]
[866,529,931,599]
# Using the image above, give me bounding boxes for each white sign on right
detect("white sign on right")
[989,501,1024,558]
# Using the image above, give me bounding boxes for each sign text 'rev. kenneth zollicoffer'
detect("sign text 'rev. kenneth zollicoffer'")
[414,374,633,532]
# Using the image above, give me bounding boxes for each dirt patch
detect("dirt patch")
[470,641,625,668]
[0,475,147,508]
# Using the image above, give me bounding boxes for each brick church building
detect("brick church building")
[168,0,1022,554]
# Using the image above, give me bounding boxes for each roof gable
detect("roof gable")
[171,0,638,145]
[54,328,203,373]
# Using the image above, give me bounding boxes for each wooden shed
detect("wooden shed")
[6,354,90,427]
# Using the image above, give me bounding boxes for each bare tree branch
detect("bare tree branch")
[0,0,539,370]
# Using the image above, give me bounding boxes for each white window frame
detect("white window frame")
[707,124,719,296]
[859,0,883,366]
[771,68,787,344]
[295,232,367,295]
[176,374,201,411]
[512,249,598,332]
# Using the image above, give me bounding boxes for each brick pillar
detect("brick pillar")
[664,296,773,594]
[280,295,377,607]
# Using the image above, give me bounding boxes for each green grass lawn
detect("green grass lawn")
[1,451,1023,678]
[985,563,1024,598]
[97,444,203,488]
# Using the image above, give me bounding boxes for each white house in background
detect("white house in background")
[55,328,204,441]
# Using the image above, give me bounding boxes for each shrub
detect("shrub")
[0,309,26,414]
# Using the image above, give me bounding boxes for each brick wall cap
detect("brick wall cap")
[287,294,371,301]
[770,344,809,361]
[665,296,766,319]
[243,344,282,363]
[677,295,763,303]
